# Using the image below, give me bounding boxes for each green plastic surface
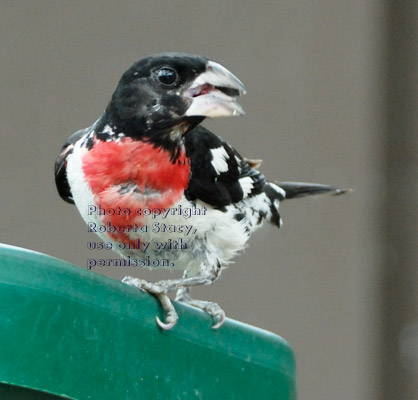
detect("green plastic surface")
[0,244,296,399]
[0,383,64,399]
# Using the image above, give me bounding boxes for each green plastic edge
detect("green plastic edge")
[0,243,296,400]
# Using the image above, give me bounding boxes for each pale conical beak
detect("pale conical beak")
[184,60,247,118]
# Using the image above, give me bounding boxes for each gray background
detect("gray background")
[1,1,417,399]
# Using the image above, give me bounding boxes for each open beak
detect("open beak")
[184,60,247,118]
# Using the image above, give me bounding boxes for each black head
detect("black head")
[99,52,246,138]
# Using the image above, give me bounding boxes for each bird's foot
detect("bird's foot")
[177,297,226,329]
[122,276,178,330]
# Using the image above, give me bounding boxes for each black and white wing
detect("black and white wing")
[184,126,284,227]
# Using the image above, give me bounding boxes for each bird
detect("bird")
[55,52,346,330]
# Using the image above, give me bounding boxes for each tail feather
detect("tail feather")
[263,181,348,229]
[277,181,349,199]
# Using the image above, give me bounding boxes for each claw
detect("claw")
[176,295,227,329]
[123,276,179,330]
[211,310,226,329]
[156,315,177,330]
[155,292,178,330]
[205,304,226,329]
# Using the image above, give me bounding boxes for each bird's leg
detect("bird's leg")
[122,263,224,330]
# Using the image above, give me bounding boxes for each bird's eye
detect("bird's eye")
[156,68,177,85]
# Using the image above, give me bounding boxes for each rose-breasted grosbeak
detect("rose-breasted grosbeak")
[55,53,345,329]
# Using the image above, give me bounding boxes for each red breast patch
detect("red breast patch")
[82,137,190,244]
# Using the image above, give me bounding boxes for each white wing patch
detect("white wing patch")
[239,176,254,197]
[210,147,229,174]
